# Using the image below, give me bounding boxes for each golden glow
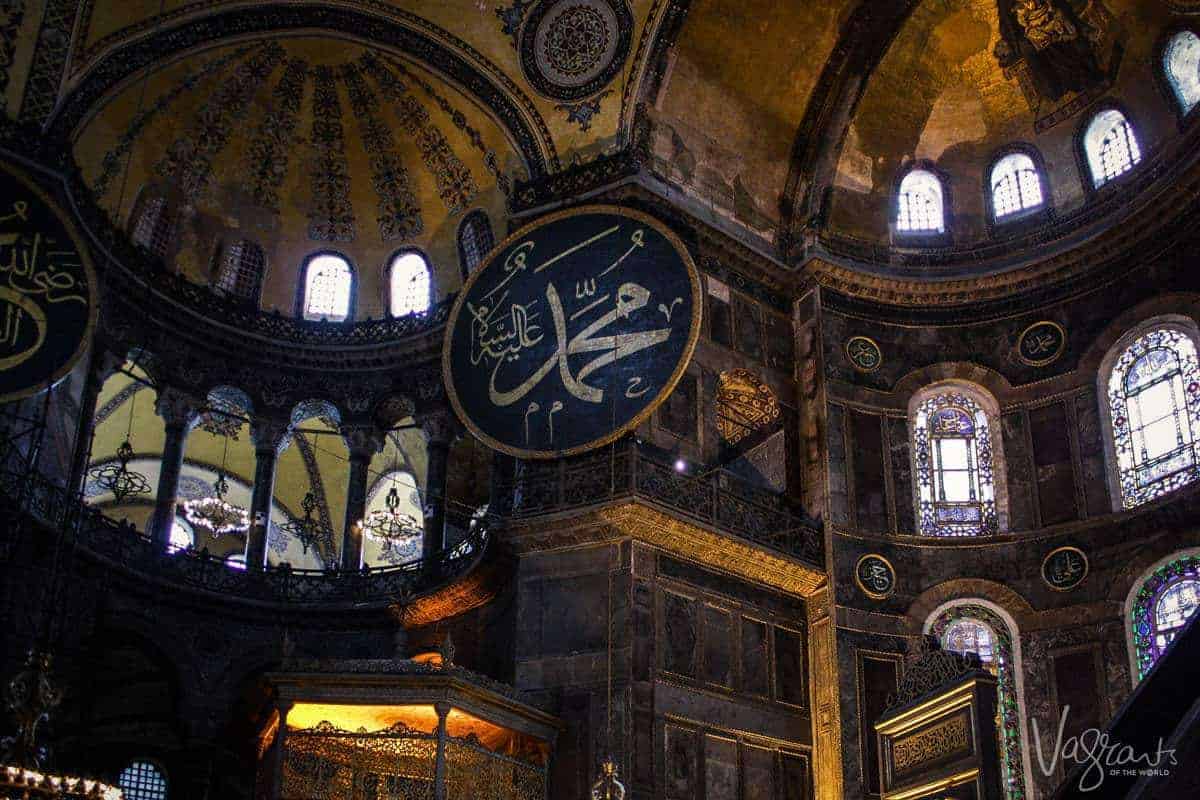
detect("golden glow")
[874,680,979,735]
[882,768,979,800]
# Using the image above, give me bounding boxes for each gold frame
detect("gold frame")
[854,553,897,600]
[1015,320,1067,367]
[0,160,99,404]
[846,336,883,373]
[442,204,703,459]
[1040,545,1089,592]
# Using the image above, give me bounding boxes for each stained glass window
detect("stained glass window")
[1084,109,1141,188]
[131,196,177,262]
[389,252,432,317]
[991,152,1044,219]
[1106,328,1200,508]
[458,210,495,278]
[912,391,999,536]
[896,169,945,234]
[1165,30,1200,114]
[930,605,1025,800]
[118,760,168,800]
[215,239,266,303]
[302,254,353,321]
[1131,555,1200,679]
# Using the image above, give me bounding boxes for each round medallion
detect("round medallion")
[846,336,883,373]
[1016,321,1067,367]
[0,160,98,403]
[521,0,633,101]
[443,205,702,459]
[1042,546,1088,592]
[855,554,897,600]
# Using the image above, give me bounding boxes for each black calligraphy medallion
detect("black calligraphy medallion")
[1041,546,1088,592]
[444,205,701,458]
[846,336,882,373]
[854,554,896,600]
[0,162,98,403]
[1016,321,1066,367]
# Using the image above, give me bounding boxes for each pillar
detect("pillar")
[66,348,122,497]
[418,410,458,560]
[150,388,200,549]
[434,701,450,800]
[246,420,290,570]
[340,424,384,570]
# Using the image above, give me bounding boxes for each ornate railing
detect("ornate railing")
[0,467,489,609]
[491,440,824,568]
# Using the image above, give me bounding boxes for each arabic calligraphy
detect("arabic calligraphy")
[846,336,882,372]
[0,163,97,403]
[445,207,700,458]
[1017,321,1066,366]
[855,554,896,599]
[1042,546,1088,591]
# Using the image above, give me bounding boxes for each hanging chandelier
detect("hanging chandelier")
[280,491,323,554]
[361,484,422,559]
[88,394,150,503]
[182,472,248,537]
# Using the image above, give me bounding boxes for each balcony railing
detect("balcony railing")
[0,467,489,609]
[490,440,824,568]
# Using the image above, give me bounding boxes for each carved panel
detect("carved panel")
[1030,402,1078,525]
[704,734,737,800]
[664,723,698,800]
[661,589,697,678]
[774,626,806,708]
[701,605,733,689]
[890,712,971,777]
[741,617,769,697]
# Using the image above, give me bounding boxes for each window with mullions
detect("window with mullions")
[457,210,495,279]
[302,254,353,322]
[389,251,432,317]
[131,195,177,262]
[990,152,1044,219]
[1165,30,1200,114]
[1130,555,1200,680]
[912,391,998,536]
[214,239,266,303]
[896,169,945,234]
[118,760,168,800]
[1107,328,1200,508]
[1083,109,1141,188]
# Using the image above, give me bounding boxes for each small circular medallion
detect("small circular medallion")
[1041,546,1088,592]
[855,554,896,600]
[846,336,883,373]
[521,0,633,101]
[1017,321,1066,367]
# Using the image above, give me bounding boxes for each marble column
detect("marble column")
[245,419,290,570]
[66,348,122,497]
[150,388,200,549]
[340,424,385,570]
[434,701,451,800]
[418,410,458,560]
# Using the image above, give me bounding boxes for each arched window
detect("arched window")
[1129,553,1200,680]
[131,195,177,262]
[458,209,496,278]
[301,253,353,322]
[1083,109,1141,188]
[896,169,945,234]
[214,239,266,303]
[911,388,1000,536]
[1164,30,1200,114]
[928,603,1028,800]
[389,251,432,317]
[990,152,1044,219]
[118,760,168,800]
[1105,327,1200,508]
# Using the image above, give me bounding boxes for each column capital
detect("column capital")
[250,418,292,455]
[341,423,386,459]
[155,387,202,430]
[416,409,461,447]
[88,347,124,384]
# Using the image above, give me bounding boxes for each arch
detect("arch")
[989,149,1045,221]
[129,188,179,264]
[1097,316,1200,510]
[925,599,1032,800]
[457,209,496,279]
[118,759,168,800]
[298,251,355,322]
[715,369,781,446]
[894,166,946,235]
[908,381,1008,536]
[213,238,267,304]
[1164,29,1200,114]
[388,249,433,317]
[1081,107,1141,188]
[1124,547,1200,684]
[362,469,424,566]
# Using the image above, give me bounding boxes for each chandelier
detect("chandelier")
[182,435,248,537]
[361,484,422,558]
[280,491,323,554]
[87,440,150,503]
